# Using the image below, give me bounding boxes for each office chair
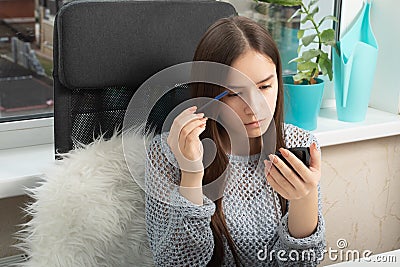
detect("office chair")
[53,0,236,154]
[14,0,237,266]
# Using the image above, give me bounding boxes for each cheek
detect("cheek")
[220,98,242,117]
[218,100,248,132]
[264,88,278,112]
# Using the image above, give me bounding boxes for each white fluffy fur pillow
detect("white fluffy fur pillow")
[14,129,155,267]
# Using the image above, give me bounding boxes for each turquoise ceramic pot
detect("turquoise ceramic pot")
[332,1,378,122]
[283,76,324,131]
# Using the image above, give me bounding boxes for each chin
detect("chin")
[246,128,265,138]
[245,119,271,138]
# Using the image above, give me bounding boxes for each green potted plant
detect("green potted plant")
[257,0,337,130]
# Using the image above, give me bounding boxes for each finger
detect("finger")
[178,113,205,133]
[169,111,204,150]
[269,153,306,185]
[179,117,207,141]
[180,124,207,172]
[179,118,207,151]
[169,106,199,141]
[265,171,290,199]
[309,142,321,172]
[264,159,273,174]
[180,105,198,117]
[276,148,310,180]
[267,163,296,191]
[183,122,207,150]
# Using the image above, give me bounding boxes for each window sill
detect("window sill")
[0,143,54,199]
[0,117,54,150]
[1,107,400,199]
[313,107,400,146]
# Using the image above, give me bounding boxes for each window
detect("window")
[225,0,301,74]
[0,0,67,149]
[0,0,62,123]
[0,0,336,150]
[225,0,335,75]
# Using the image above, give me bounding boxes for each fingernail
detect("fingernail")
[279,148,289,157]
[268,154,276,163]
[196,113,204,118]
[189,106,197,111]
[312,142,318,150]
[264,159,272,166]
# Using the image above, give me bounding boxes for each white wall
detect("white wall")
[339,0,400,114]
[368,0,400,114]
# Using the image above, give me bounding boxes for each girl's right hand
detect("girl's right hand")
[167,106,208,173]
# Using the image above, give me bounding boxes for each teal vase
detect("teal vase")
[283,76,324,131]
[333,1,378,122]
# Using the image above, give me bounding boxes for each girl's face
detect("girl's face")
[220,49,278,139]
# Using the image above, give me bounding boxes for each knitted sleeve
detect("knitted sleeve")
[144,133,216,267]
[272,124,326,266]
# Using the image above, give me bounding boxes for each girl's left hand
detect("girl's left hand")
[264,143,321,201]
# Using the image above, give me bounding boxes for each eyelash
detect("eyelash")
[228,93,240,97]
[227,85,272,97]
[259,84,272,90]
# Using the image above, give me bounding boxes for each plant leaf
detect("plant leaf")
[302,49,321,61]
[293,72,311,83]
[318,57,333,80]
[297,44,303,54]
[298,61,318,72]
[310,0,319,7]
[325,60,333,80]
[297,29,305,39]
[301,14,313,24]
[302,34,317,46]
[320,29,335,44]
[319,51,329,60]
[318,15,338,27]
[288,57,303,64]
[310,6,319,16]
[318,57,328,75]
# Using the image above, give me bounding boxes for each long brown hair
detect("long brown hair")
[192,16,287,266]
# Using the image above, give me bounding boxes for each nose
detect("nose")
[244,103,254,115]
[243,91,265,117]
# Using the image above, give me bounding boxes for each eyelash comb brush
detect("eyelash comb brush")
[197,90,229,113]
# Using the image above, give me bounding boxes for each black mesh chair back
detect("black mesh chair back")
[53,0,236,154]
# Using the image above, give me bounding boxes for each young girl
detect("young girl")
[145,16,325,266]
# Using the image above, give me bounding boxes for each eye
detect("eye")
[228,92,241,97]
[259,84,272,90]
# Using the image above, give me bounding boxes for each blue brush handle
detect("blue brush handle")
[197,90,229,113]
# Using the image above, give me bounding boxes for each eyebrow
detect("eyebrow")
[256,74,274,85]
[227,74,274,89]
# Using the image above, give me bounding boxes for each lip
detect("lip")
[245,119,266,128]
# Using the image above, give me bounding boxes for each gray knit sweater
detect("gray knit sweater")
[145,123,326,266]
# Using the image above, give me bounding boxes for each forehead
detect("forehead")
[226,50,276,87]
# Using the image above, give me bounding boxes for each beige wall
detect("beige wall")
[1,135,399,263]
[320,135,400,265]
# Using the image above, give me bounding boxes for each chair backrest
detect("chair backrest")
[53,0,237,154]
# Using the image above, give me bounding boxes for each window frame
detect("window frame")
[0,116,53,150]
